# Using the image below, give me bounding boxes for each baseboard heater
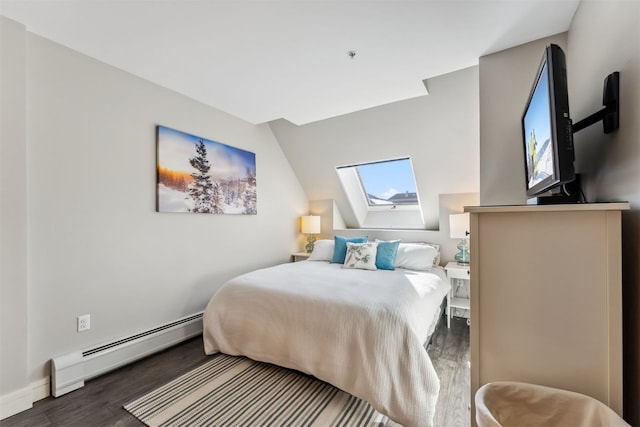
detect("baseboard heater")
[51,311,203,397]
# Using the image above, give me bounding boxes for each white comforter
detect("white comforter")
[203,261,450,427]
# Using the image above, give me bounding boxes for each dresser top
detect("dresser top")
[464,202,630,214]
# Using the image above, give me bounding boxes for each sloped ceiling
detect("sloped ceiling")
[0,0,579,125]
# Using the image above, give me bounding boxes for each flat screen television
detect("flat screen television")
[521,44,575,199]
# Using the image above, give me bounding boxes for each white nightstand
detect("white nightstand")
[444,261,470,328]
[292,252,311,262]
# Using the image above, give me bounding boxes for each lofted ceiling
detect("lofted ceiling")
[0,0,580,125]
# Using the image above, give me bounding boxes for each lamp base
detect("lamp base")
[455,239,470,265]
[305,235,317,253]
[455,250,470,265]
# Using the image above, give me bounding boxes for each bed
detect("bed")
[203,241,450,427]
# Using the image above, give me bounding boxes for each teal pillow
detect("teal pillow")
[331,236,368,264]
[375,240,400,270]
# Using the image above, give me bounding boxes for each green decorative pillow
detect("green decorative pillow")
[343,242,378,270]
[331,236,368,264]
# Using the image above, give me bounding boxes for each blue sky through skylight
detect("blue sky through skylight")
[356,158,417,201]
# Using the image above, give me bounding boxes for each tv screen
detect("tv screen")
[522,44,575,198]
[523,63,554,190]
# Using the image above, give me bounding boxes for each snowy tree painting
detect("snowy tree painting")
[187,139,215,213]
[156,125,257,214]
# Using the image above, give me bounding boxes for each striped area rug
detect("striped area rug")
[124,354,396,427]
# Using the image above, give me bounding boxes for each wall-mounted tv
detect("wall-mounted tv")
[521,44,575,199]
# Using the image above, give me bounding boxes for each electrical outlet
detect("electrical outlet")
[77,314,90,332]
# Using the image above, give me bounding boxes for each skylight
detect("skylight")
[336,157,424,229]
[355,158,418,206]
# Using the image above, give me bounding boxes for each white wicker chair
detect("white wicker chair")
[475,381,629,427]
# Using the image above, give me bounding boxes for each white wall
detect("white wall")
[0,17,30,418]
[567,1,639,423]
[478,33,567,205]
[1,18,308,415]
[270,66,480,231]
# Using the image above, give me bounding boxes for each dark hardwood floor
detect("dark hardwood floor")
[2,317,470,427]
[428,317,471,427]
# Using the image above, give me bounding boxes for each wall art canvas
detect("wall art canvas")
[156,125,257,214]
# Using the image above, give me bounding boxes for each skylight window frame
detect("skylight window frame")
[351,157,421,210]
[335,157,425,230]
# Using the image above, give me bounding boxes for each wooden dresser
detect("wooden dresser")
[467,203,629,425]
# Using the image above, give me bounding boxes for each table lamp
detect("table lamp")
[301,215,321,253]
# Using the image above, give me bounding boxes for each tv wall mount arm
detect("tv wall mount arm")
[572,71,620,134]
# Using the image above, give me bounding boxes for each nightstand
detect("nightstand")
[444,261,470,328]
[291,252,311,262]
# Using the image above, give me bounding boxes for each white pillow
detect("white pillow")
[307,239,335,261]
[394,243,439,271]
[342,242,378,271]
[423,242,441,267]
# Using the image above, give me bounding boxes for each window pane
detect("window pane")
[356,158,418,206]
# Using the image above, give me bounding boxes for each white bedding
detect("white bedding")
[203,261,451,427]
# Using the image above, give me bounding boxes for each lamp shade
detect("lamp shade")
[449,213,470,239]
[301,215,321,234]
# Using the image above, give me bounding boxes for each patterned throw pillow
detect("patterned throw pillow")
[331,236,368,264]
[342,242,378,271]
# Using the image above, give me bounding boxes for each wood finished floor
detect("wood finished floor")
[1,317,470,427]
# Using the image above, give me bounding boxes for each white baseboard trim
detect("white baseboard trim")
[0,384,32,420]
[31,377,50,402]
[52,312,203,397]
[3,312,201,418]
[0,377,50,420]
